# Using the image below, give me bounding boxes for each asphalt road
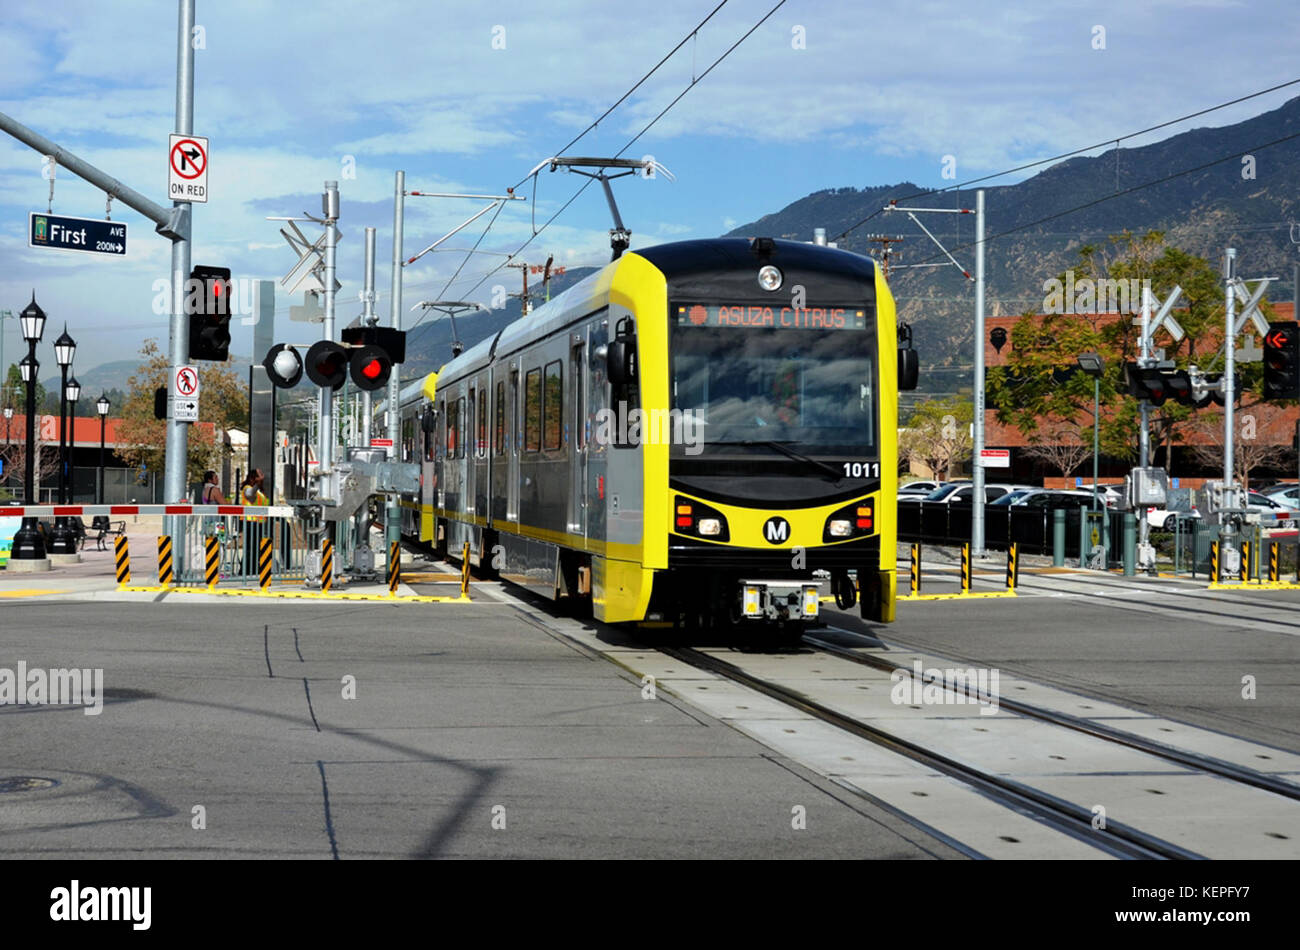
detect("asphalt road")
[0,597,962,859]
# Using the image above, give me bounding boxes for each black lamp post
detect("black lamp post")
[48,325,77,555]
[1076,352,1105,515]
[11,293,47,564]
[65,375,80,505]
[96,393,110,505]
[2,406,11,494]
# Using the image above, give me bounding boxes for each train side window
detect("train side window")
[494,381,505,456]
[468,390,475,458]
[543,360,562,451]
[524,368,541,452]
[438,401,446,459]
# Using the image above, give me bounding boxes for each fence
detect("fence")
[898,502,1125,566]
[173,513,310,585]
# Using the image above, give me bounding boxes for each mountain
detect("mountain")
[725,95,1300,395]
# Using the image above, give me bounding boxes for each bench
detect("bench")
[90,516,126,551]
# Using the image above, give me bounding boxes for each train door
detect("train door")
[569,331,588,539]
[466,386,476,516]
[507,367,520,523]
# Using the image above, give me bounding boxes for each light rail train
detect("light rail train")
[394,236,917,634]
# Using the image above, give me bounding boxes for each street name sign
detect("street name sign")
[29,212,127,256]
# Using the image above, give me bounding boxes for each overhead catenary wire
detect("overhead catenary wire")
[459,0,790,304]
[832,77,1300,243]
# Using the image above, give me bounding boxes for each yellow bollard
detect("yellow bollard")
[258,537,273,591]
[157,535,174,588]
[388,541,401,595]
[910,543,921,595]
[1006,542,1019,589]
[114,535,131,588]
[461,540,471,598]
[961,543,971,593]
[204,535,220,588]
[321,539,334,593]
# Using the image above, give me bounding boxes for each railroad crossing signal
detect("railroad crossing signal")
[1263,321,1300,400]
[263,344,304,389]
[304,341,349,391]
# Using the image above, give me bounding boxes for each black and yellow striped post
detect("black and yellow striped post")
[204,535,220,589]
[258,537,273,592]
[909,543,921,595]
[1006,542,1019,590]
[1240,540,1250,583]
[157,535,174,588]
[321,539,334,593]
[1268,542,1280,583]
[388,541,401,595]
[460,540,471,598]
[114,535,130,588]
[1210,540,1220,584]
[960,543,971,593]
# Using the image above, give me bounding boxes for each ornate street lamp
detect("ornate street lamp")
[48,325,77,556]
[10,293,48,566]
[96,393,110,505]
[1076,352,1105,515]
[65,375,80,505]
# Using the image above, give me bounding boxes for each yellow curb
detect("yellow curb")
[120,585,473,603]
[1207,582,1300,591]
[0,588,68,598]
[900,590,1018,601]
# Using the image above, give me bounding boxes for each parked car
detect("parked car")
[1264,484,1300,508]
[902,482,1034,505]
[1245,491,1297,529]
[899,480,944,495]
[1004,489,1110,511]
[1146,505,1201,529]
[988,489,1038,506]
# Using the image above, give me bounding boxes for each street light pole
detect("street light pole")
[65,375,80,505]
[49,326,76,556]
[97,393,110,505]
[10,293,48,568]
[3,406,11,494]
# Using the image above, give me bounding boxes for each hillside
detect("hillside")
[725,95,1300,395]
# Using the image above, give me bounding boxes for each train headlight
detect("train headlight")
[828,519,852,537]
[673,495,729,541]
[698,518,722,536]
[824,500,874,543]
[757,265,783,292]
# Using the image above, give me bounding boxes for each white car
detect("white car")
[1265,484,1300,508]
[899,480,944,495]
[1145,505,1200,529]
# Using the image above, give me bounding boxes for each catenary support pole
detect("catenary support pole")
[972,189,986,556]
[386,171,405,549]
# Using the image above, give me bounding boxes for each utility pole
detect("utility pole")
[972,190,986,556]
[385,170,405,549]
[864,235,905,280]
[507,260,532,316]
[880,195,981,550]
[165,0,195,519]
[361,226,377,446]
[1221,248,1238,579]
[320,181,339,476]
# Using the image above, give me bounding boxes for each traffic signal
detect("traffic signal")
[1124,363,1198,406]
[263,344,303,389]
[349,345,392,391]
[187,265,232,362]
[341,325,407,364]
[305,341,349,391]
[1263,321,1300,400]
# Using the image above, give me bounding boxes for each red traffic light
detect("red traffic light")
[305,341,349,391]
[349,345,392,391]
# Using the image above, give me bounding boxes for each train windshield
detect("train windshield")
[670,317,877,456]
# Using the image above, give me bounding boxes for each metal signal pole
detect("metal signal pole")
[385,170,405,549]
[166,0,195,515]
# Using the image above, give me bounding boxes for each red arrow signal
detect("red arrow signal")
[1267,330,1290,348]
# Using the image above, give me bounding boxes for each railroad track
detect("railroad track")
[659,643,1205,860]
[805,630,1300,804]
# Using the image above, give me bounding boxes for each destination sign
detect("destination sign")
[676,304,867,331]
[29,212,127,257]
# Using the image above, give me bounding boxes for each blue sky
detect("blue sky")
[1,0,1297,373]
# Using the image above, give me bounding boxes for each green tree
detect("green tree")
[900,397,973,480]
[3,363,46,413]
[113,339,249,488]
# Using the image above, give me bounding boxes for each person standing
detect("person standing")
[239,469,269,576]
[200,470,226,505]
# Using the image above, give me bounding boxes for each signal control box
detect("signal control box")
[1128,467,1168,508]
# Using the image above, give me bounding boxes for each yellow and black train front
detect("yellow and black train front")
[634,238,899,626]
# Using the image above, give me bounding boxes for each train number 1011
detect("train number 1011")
[843,462,880,478]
